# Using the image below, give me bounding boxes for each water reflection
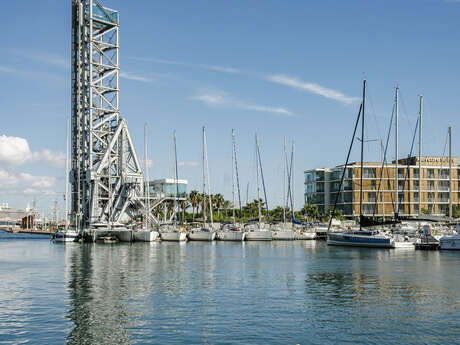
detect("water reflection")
[66,244,132,344]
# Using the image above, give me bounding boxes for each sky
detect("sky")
[1,0,459,217]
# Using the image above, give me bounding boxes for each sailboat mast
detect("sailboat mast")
[144,123,148,230]
[292,141,295,215]
[449,126,452,218]
[381,140,385,222]
[395,86,399,217]
[418,96,423,217]
[256,134,262,224]
[202,127,207,225]
[360,79,366,230]
[232,130,236,224]
[204,127,213,226]
[173,130,178,226]
[65,117,70,231]
[283,137,286,226]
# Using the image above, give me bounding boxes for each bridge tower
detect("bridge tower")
[71,0,144,229]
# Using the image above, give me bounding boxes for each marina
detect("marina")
[2,229,460,344]
[2,0,460,344]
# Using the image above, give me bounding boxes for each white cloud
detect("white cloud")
[131,57,241,74]
[19,172,56,188]
[0,135,65,168]
[35,149,66,168]
[9,49,70,69]
[120,71,153,83]
[0,66,16,73]
[23,188,57,196]
[178,161,200,167]
[191,90,293,116]
[267,74,359,104]
[0,169,56,192]
[0,135,33,165]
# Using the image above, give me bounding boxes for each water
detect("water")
[1,230,460,344]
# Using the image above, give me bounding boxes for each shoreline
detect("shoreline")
[1,228,54,236]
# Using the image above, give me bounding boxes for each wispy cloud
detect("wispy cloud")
[0,169,56,192]
[120,71,153,83]
[130,57,241,74]
[178,161,200,167]
[191,90,293,117]
[267,74,359,105]
[9,49,70,69]
[0,66,16,73]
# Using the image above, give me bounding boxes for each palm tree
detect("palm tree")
[213,193,225,217]
[188,190,200,220]
[179,199,189,223]
[222,199,231,218]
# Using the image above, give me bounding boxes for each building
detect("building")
[0,202,28,225]
[304,156,459,218]
[148,179,188,199]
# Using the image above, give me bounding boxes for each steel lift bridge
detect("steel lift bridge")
[71,0,161,230]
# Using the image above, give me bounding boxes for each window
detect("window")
[370,180,376,190]
[363,168,376,178]
[439,169,449,180]
[368,192,377,203]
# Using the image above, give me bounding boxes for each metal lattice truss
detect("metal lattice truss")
[71,0,146,228]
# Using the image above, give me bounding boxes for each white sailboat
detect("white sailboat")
[272,137,295,240]
[133,124,159,242]
[326,80,395,248]
[440,224,460,250]
[160,131,186,242]
[54,118,78,242]
[188,127,216,241]
[245,134,272,241]
[217,129,245,241]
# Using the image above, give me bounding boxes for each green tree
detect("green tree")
[213,193,225,217]
[450,205,460,218]
[325,206,344,221]
[179,199,189,224]
[300,204,320,221]
[188,190,200,221]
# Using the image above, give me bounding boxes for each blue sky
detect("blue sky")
[1,0,459,216]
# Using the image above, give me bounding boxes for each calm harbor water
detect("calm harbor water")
[1,230,460,344]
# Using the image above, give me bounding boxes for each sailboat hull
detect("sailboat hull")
[161,232,187,242]
[327,232,395,248]
[295,230,316,240]
[133,230,159,242]
[440,236,460,250]
[54,230,79,242]
[216,231,245,241]
[188,231,216,241]
[272,230,295,240]
[245,230,272,241]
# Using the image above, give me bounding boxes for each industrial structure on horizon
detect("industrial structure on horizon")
[70,1,184,230]
[304,156,459,218]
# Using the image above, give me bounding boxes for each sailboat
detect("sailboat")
[217,129,245,241]
[327,80,395,248]
[160,131,187,242]
[133,123,159,242]
[272,138,295,240]
[54,118,79,242]
[245,134,272,241]
[188,127,216,241]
